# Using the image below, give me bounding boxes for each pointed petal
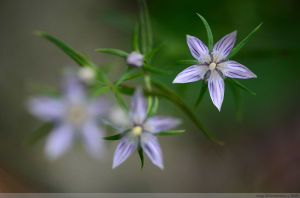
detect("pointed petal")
[186,35,211,63]
[213,31,237,62]
[218,61,257,79]
[63,76,86,103]
[172,65,208,84]
[208,71,225,111]
[81,121,104,158]
[141,133,163,169]
[144,116,181,133]
[28,97,65,121]
[112,136,138,168]
[130,89,147,124]
[45,124,73,160]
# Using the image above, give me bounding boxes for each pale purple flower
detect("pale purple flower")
[126,51,144,67]
[28,76,108,160]
[173,31,257,111]
[112,89,181,169]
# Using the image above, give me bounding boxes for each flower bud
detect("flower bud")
[126,51,144,67]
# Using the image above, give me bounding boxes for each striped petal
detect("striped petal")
[187,35,211,63]
[130,89,147,124]
[141,133,163,169]
[208,71,225,111]
[144,116,181,133]
[212,31,237,62]
[218,61,257,79]
[81,121,104,158]
[173,65,208,84]
[112,136,138,169]
[45,124,73,160]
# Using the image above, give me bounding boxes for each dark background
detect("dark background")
[0,0,300,192]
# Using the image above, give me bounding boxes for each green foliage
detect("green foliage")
[95,48,129,58]
[138,147,144,169]
[132,23,140,52]
[138,0,153,54]
[177,60,199,65]
[36,31,93,67]
[155,130,185,136]
[194,81,208,108]
[228,23,263,59]
[227,78,256,96]
[103,133,123,140]
[196,13,214,51]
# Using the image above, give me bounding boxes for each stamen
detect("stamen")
[131,126,143,136]
[209,62,217,71]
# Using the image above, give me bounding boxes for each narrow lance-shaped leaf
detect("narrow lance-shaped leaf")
[90,86,110,97]
[196,13,214,51]
[103,133,123,140]
[138,146,144,169]
[144,43,164,62]
[194,81,208,108]
[112,86,129,112]
[36,31,93,67]
[25,123,54,146]
[146,96,153,116]
[143,64,170,74]
[227,78,256,96]
[138,0,153,54]
[155,130,185,136]
[228,22,263,59]
[114,67,134,87]
[132,23,140,52]
[95,48,129,58]
[177,60,199,66]
[147,96,159,118]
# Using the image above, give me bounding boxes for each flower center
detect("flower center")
[131,126,143,136]
[209,62,217,71]
[68,106,86,125]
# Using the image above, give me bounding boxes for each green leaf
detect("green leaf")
[91,86,110,97]
[196,13,214,51]
[103,133,123,140]
[112,86,129,112]
[138,146,144,169]
[36,31,93,67]
[122,71,144,82]
[146,96,153,116]
[143,64,170,74]
[194,81,207,108]
[147,96,159,118]
[95,48,129,58]
[177,60,199,65]
[227,78,256,96]
[138,0,153,54]
[228,22,263,59]
[132,23,140,52]
[115,68,134,87]
[155,130,185,136]
[144,43,164,62]
[25,123,53,146]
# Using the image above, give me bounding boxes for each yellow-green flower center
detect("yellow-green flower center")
[68,106,86,125]
[209,62,217,71]
[131,126,143,136]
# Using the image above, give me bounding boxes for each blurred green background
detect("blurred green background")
[0,0,300,192]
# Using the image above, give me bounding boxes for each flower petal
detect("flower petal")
[45,124,73,160]
[218,61,257,79]
[186,35,211,63]
[28,97,65,121]
[213,31,237,62]
[81,121,104,158]
[112,136,138,168]
[172,65,208,84]
[130,89,147,124]
[208,71,225,111]
[63,76,86,103]
[141,133,163,169]
[144,116,181,133]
